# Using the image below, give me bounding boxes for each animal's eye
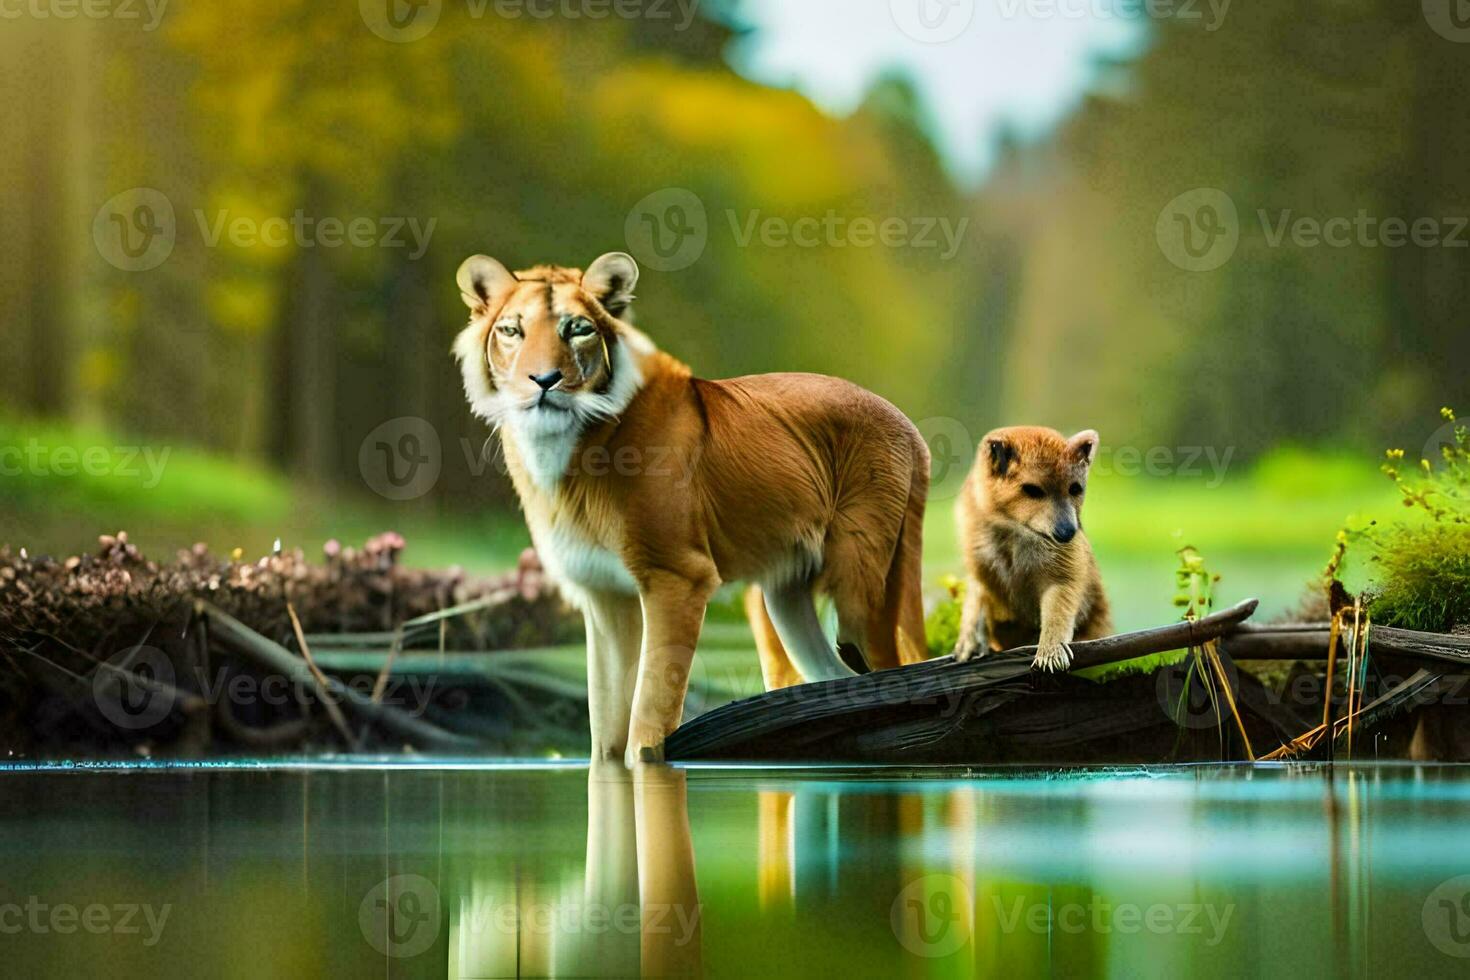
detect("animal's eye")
[566,317,595,338]
[1021,484,1046,500]
[1069,482,1084,497]
[496,319,522,339]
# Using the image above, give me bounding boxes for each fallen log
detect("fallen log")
[665,599,1260,762]
[196,601,482,753]
[1222,623,1470,666]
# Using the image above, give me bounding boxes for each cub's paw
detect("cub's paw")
[953,635,987,663]
[952,628,987,667]
[1031,641,1074,673]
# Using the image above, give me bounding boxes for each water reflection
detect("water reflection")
[454,764,701,978]
[3,763,1470,977]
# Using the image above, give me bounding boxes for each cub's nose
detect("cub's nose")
[1052,524,1077,544]
[530,369,564,391]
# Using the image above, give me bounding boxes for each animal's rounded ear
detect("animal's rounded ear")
[456,255,516,309]
[1069,430,1100,466]
[582,252,639,317]
[985,437,1016,476]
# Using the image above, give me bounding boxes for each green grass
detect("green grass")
[0,413,530,571]
[922,447,1400,631]
[1,415,293,525]
[2,416,1401,637]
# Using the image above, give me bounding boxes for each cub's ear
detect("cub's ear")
[582,252,639,317]
[985,437,1016,477]
[1068,430,1100,467]
[457,255,516,309]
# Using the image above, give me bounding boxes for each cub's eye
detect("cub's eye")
[565,316,596,339]
[495,319,522,339]
[1069,482,1084,497]
[1021,484,1046,500]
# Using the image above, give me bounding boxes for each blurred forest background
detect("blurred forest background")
[1,0,1466,624]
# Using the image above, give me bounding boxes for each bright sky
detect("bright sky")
[725,0,1146,185]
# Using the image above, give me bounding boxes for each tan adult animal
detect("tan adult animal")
[453,252,929,765]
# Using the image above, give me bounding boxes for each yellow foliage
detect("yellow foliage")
[206,277,277,337]
[592,63,866,204]
[78,347,119,397]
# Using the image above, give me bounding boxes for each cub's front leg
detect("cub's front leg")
[1033,583,1082,673]
[952,575,990,662]
[625,566,716,768]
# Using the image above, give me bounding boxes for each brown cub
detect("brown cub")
[953,426,1112,671]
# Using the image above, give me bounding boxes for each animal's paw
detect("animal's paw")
[1031,641,1074,673]
[953,632,988,663]
[625,741,665,769]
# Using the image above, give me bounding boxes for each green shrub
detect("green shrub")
[925,575,964,658]
[1360,408,1470,632]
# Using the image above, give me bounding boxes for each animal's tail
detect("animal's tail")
[884,434,931,667]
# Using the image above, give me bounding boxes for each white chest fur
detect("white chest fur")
[534,523,638,607]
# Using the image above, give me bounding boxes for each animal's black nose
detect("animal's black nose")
[530,369,564,391]
[1053,524,1077,544]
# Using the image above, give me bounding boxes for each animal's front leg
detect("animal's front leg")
[952,575,990,662]
[1033,583,1082,673]
[584,593,643,762]
[626,568,714,767]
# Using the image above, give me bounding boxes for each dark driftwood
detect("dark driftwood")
[1223,623,1470,666]
[665,599,1260,762]
[1341,668,1449,737]
[196,601,482,753]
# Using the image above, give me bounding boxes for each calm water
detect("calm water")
[4,761,1470,978]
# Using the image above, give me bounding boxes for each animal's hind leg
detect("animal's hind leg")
[761,581,854,683]
[884,482,930,666]
[744,585,803,691]
[822,526,901,671]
